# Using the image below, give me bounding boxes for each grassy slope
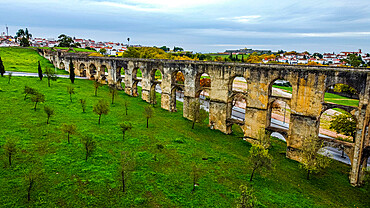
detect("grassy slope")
[0,76,368,207]
[0,47,68,74]
[272,85,359,107]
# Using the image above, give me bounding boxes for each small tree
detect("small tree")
[255,128,271,149]
[109,87,118,104]
[82,136,96,161]
[236,185,257,208]
[80,99,86,113]
[31,92,45,111]
[93,99,109,124]
[23,86,37,100]
[44,67,58,87]
[330,112,356,139]
[3,139,17,166]
[119,121,132,140]
[123,99,129,115]
[0,56,5,77]
[8,72,12,84]
[248,144,273,181]
[25,164,42,202]
[37,61,43,81]
[143,105,154,128]
[188,100,208,129]
[300,136,331,180]
[69,59,75,84]
[67,85,75,102]
[44,106,54,124]
[119,152,136,193]
[150,89,156,107]
[61,123,76,143]
[93,79,102,96]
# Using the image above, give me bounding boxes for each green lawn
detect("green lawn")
[272,85,359,107]
[0,76,368,207]
[0,47,68,74]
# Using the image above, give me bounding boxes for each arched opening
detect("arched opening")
[231,123,244,138]
[270,79,292,98]
[324,83,359,107]
[319,108,356,143]
[319,146,352,165]
[100,65,108,82]
[231,94,247,121]
[271,132,287,142]
[89,64,97,79]
[60,62,65,70]
[132,68,142,97]
[171,71,185,112]
[149,69,163,107]
[79,63,86,77]
[116,66,125,89]
[268,99,291,130]
[231,76,247,93]
[199,73,211,88]
[196,89,210,111]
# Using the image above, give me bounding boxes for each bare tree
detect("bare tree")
[80,99,86,113]
[67,85,75,102]
[8,72,12,84]
[93,79,102,96]
[82,136,96,161]
[119,122,132,140]
[61,124,76,143]
[3,138,17,166]
[44,67,58,87]
[119,152,135,193]
[123,99,129,115]
[23,86,37,100]
[143,105,154,128]
[109,87,118,104]
[93,99,110,124]
[44,106,54,124]
[31,92,45,111]
[25,162,42,202]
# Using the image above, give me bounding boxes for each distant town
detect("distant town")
[1,31,369,67]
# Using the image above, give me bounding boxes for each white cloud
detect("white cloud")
[218,15,261,23]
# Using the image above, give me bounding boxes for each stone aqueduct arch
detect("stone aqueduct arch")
[40,49,370,186]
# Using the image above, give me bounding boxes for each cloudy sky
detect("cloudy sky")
[0,0,369,53]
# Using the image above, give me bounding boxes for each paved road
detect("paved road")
[3,71,88,79]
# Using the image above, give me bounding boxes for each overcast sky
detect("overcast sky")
[0,0,369,53]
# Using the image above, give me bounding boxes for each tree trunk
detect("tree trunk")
[85,149,88,161]
[68,133,70,143]
[250,168,256,182]
[27,180,34,201]
[34,101,38,111]
[70,94,72,102]
[122,131,125,140]
[121,170,125,193]
[98,114,101,124]
[125,107,128,115]
[146,118,149,128]
[307,170,310,180]
[112,94,114,104]
[47,115,50,124]
[95,88,97,96]
[24,93,28,100]
[192,120,195,129]
[9,153,11,166]
[48,79,50,87]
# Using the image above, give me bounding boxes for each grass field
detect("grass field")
[0,47,68,74]
[272,85,359,107]
[0,76,369,207]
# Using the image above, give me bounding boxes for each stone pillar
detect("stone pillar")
[350,108,368,186]
[287,114,319,160]
[244,107,269,138]
[141,67,151,102]
[209,100,228,133]
[124,62,134,96]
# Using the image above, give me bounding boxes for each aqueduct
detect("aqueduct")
[40,49,370,186]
